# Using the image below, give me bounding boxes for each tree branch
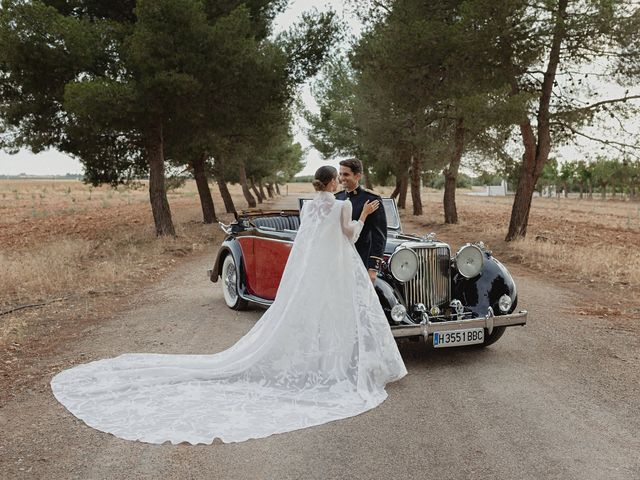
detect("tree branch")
[553,121,640,159]
[567,94,640,115]
[0,296,69,317]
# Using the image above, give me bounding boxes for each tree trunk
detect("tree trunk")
[601,184,607,200]
[410,152,423,216]
[212,156,236,214]
[363,167,374,190]
[250,178,263,204]
[238,161,256,208]
[146,121,175,236]
[398,173,409,209]
[258,179,267,201]
[394,155,410,208]
[505,0,567,241]
[192,152,217,224]
[390,176,401,199]
[266,183,275,198]
[275,183,281,195]
[217,178,236,215]
[506,121,539,241]
[579,183,584,199]
[443,118,464,224]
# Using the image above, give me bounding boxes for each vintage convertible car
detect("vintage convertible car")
[208,198,527,348]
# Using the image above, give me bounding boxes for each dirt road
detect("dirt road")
[1,204,639,479]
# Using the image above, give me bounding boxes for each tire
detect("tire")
[480,326,507,347]
[221,254,248,310]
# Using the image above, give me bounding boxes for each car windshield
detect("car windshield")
[382,198,400,230]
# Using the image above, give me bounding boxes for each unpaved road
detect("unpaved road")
[1,206,639,479]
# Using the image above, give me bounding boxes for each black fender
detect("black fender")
[210,238,244,284]
[374,276,404,323]
[451,252,518,317]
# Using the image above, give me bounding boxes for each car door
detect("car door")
[253,234,293,300]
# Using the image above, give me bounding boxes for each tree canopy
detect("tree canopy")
[0,0,337,233]
[307,0,640,234]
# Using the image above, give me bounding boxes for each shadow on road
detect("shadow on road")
[397,338,496,368]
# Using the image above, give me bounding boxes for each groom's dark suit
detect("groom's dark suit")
[335,186,387,271]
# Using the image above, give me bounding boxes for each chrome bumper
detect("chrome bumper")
[391,309,527,339]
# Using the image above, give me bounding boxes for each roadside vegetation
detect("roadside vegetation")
[0,181,250,344]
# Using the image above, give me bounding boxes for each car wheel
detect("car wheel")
[480,326,507,347]
[221,254,248,310]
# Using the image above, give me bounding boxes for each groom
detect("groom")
[335,158,387,283]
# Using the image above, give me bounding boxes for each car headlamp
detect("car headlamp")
[390,304,407,322]
[455,244,484,279]
[389,248,419,282]
[498,294,512,313]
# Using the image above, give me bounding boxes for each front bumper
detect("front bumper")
[390,309,527,339]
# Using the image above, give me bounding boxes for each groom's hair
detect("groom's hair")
[339,158,362,175]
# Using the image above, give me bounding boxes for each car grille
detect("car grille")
[403,245,451,308]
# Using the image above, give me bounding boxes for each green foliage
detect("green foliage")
[308,0,535,192]
[525,156,640,198]
[0,0,334,193]
[425,171,473,190]
[306,58,361,159]
[279,9,341,85]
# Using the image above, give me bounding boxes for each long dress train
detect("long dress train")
[51,191,407,444]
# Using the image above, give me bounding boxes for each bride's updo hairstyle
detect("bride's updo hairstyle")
[312,166,337,191]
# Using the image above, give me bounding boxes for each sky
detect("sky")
[0,1,637,176]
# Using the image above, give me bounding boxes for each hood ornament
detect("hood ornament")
[422,232,437,242]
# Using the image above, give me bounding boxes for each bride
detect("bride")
[51,166,407,444]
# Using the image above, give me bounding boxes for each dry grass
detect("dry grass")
[0,180,257,344]
[508,239,639,285]
[0,229,206,304]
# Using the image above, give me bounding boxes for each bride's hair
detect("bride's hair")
[312,166,337,191]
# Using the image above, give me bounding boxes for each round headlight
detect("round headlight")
[389,248,419,282]
[455,244,484,278]
[390,304,407,322]
[498,294,512,313]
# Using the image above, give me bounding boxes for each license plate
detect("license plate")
[433,328,484,348]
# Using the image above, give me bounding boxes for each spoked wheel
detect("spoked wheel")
[221,254,248,310]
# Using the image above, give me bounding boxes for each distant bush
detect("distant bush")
[291,175,314,183]
[424,172,473,189]
[166,176,188,191]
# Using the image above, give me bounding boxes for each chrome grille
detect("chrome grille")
[403,245,451,308]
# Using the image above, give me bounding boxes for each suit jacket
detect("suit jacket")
[335,186,387,270]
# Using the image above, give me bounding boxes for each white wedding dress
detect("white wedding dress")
[51,192,407,444]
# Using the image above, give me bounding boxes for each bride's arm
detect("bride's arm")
[340,201,364,243]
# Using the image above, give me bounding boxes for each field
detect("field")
[1,179,639,399]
